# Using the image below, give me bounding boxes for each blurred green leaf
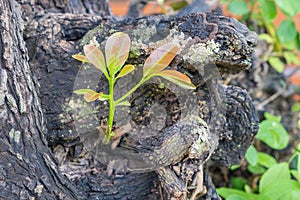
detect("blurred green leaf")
[291,170,300,182]
[268,56,285,73]
[256,119,289,150]
[228,194,250,200]
[259,179,300,200]
[245,145,258,166]
[277,19,297,44]
[283,52,300,65]
[264,112,281,122]
[258,34,274,44]
[228,1,250,16]
[274,0,300,17]
[258,0,277,21]
[171,0,188,10]
[248,164,266,174]
[257,152,277,168]
[259,163,290,193]
[232,177,248,190]
[296,33,300,50]
[217,188,258,200]
[230,164,241,170]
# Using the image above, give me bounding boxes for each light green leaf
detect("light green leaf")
[283,52,300,65]
[258,0,277,21]
[216,188,258,200]
[291,170,300,182]
[264,112,281,122]
[227,194,250,200]
[227,1,250,16]
[292,103,300,112]
[105,32,131,76]
[83,44,108,78]
[116,101,131,107]
[74,89,96,94]
[170,0,188,11]
[116,64,135,79]
[98,94,109,101]
[259,179,300,200]
[143,43,179,78]
[277,19,297,44]
[259,163,290,193]
[248,164,266,174]
[155,70,196,89]
[74,89,102,102]
[256,119,289,150]
[245,145,258,166]
[274,0,300,17]
[258,34,274,44]
[230,164,241,171]
[72,54,90,63]
[268,56,285,73]
[257,152,277,168]
[231,177,248,190]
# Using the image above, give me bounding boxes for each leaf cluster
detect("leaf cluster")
[218,113,300,200]
[73,32,195,142]
[223,0,300,73]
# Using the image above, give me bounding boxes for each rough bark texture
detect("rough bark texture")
[0,0,259,199]
[0,0,82,199]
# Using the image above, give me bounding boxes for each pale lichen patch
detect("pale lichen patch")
[9,128,21,143]
[34,184,44,195]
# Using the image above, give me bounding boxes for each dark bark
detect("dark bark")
[0,0,259,199]
[0,0,82,199]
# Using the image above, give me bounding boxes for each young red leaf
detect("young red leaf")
[105,32,131,76]
[83,44,108,78]
[116,64,135,79]
[74,89,103,102]
[72,54,90,63]
[155,70,196,89]
[143,43,179,78]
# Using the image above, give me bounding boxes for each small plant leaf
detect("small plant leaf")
[155,70,196,89]
[258,34,274,44]
[216,188,258,200]
[257,152,277,168]
[274,0,300,17]
[72,54,90,63]
[74,89,102,102]
[84,44,108,77]
[277,19,297,44]
[116,64,135,79]
[256,119,289,150]
[268,56,285,73]
[143,43,179,78]
[105,32,131,76]
[245,145,258,166]
[227,1,250,16]
[259,162,290,193]
[258,0,277,21]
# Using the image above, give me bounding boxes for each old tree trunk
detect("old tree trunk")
[0,0,258,199]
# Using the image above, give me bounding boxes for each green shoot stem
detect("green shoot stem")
[106,76,115,142]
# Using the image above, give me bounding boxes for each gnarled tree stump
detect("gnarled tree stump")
[0,0,258,199]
